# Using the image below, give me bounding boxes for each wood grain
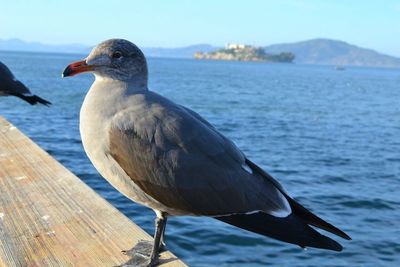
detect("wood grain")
[0,116,187,267]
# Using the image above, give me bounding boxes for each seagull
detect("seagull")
[62,39,350,266]
[0,61,51,106]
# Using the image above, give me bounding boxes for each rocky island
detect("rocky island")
[194,43,295,63]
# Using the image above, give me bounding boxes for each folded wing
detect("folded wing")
[107,92,291,217]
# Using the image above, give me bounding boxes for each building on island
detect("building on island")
[225,43,249,49]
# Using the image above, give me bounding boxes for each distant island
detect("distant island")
[194,43,295,63]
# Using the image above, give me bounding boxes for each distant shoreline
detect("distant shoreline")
[1,48,399,69]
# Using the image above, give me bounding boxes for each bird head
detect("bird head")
[62,39,148,82]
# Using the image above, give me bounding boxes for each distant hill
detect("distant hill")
[264,38,400,68]
[0,38,217,58]
[0,38,89,54]
[1,38,399,68]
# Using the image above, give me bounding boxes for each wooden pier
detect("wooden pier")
[0,117,186,267]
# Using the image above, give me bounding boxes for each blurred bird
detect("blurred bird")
[0,61,51,106]
[63,39,350,267]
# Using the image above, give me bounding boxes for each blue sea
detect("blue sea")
[1,51,399,267]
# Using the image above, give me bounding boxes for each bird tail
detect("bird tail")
[216,210,348,251]
[12,93,51,106]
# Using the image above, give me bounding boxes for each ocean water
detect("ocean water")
[1,50,399,267]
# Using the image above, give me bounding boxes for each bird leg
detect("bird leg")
[159,216,168,251]
[119,214,167,267]
[149,215,167,264]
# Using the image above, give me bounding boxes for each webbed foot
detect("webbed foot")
[118,215,168,267]
[118,240,158,267]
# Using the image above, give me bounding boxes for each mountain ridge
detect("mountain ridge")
[263,38,400,68]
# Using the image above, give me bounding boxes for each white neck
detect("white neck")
[94,74,148,94]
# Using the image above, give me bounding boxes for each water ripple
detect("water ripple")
[1,53,399,266]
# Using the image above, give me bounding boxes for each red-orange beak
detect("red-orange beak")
[62,60,95,77]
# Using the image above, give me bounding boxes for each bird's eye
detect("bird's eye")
[112,51,123,59]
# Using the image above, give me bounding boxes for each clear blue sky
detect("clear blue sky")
[1,0,399,56]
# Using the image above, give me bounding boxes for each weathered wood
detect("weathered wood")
[0,116,187,267]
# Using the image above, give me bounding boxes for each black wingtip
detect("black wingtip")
[287,198,351,240]
[313,231,344,252]
[32,95,52,106]
[14,93,52,106]
[216,212,346,252]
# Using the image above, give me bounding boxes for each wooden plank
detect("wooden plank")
[0,116,187,267]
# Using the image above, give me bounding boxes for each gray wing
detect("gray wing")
[108,92,291,216]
